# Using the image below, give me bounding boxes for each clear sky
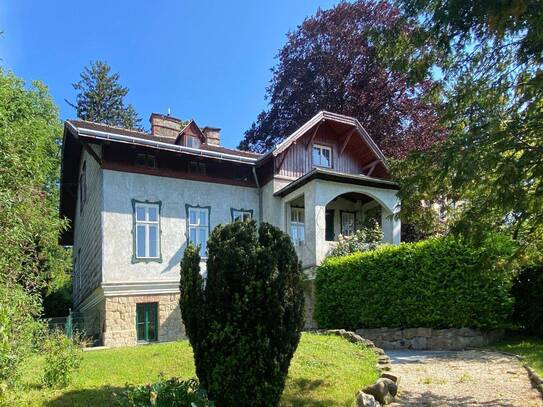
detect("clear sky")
[0,0,339,148]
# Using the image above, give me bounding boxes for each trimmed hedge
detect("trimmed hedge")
[315,236,516,330]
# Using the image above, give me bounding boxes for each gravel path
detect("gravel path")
[386,349,542,407]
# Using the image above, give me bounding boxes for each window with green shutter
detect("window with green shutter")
[136,302,158,342]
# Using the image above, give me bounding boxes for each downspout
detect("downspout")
[252,167,263,223]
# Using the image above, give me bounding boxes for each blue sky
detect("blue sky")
[1,0,339,148]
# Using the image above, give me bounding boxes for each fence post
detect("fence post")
[65,308,73,338]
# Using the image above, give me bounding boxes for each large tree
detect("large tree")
[238,0,443,158]
[392,0,543,246]
[68,61,142,130]
[0,69,69,294]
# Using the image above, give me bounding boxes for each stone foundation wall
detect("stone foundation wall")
[303,279,317,329]
[78,297,105,343]
[355,327,504,350]
[103,293,184,347]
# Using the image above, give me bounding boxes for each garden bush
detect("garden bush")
[328,218,383,257]
[511,265,543,337]
[315,235,516,330]
[42,330,82,388]
[0,284,43,396]
[180,221,304,407]
[116,376,213,407]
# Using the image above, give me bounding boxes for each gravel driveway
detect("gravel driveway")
[386,349,542,407]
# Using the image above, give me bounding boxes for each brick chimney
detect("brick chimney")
[202,126,221,146]
[150,113,185,140]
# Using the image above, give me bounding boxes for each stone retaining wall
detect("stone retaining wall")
[355,327,504,350]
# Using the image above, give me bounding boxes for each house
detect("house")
[59,111,401,347]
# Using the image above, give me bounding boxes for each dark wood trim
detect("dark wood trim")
[102,162,257,189]
[82,142,103,166]
[305,120,324,149]
[339,128,356,156]
[362,160,379,176]
[275,150,289,172]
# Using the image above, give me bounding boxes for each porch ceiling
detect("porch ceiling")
[273,167,399,198]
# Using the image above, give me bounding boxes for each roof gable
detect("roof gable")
[175,120,206,144]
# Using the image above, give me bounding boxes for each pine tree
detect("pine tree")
[67,61,142,130]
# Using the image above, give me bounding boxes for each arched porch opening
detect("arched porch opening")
[323,192,384,243]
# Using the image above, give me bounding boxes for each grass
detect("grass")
[11,332,378,407]
[492,335,543,376]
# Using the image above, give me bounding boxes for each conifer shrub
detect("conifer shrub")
[180,221,304,407]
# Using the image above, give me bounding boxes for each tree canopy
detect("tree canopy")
[68,61,142,130]
[238,0,443,158]
[392,0,543,246]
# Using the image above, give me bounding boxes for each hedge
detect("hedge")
[315,235,516,330]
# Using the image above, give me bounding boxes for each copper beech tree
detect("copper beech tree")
[239,0,443,159]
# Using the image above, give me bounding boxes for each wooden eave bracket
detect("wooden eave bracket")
[305,120,324,150]
[362,159,379,177]
[339,128,357,156]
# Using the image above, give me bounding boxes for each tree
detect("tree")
[392,0,543,246]
[0,69,68,294]
[67,61,142,130]
[180,221,304,406]
[238,0,443,158]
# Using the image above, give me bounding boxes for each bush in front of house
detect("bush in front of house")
[511,265,543,337]
[0,284,43,395]
[315,235,516,330]
[42,330,82,388]
[328,218,383,257]
[116,376,214,407]
[180,221,305,407]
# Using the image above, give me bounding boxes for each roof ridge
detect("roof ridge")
[67,119,150,136]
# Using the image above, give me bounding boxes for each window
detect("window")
[186,135,200,148]
[136,302,158,342]
[231,208,253,222]
[187,205,210,257]
[134,202,160,260]
[312,144,332,168]
[188,161,206,175]
[290,207,305,246]
[79,161,87,213]
[136,153,157,168]
[341,211,356,236]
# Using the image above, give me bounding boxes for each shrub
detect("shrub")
[116,376,213,407]
[42,330,82,388]
[511,265,543,337]
[180,221,304,407]
[0,284,43,393]
[316,235,516,330]
[328,218,383,257]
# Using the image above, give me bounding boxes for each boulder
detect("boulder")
[353,391,381,407]
[362,378,395,404]
[380,372,399,384]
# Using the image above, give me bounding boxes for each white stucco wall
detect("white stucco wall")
[101,170,260,285]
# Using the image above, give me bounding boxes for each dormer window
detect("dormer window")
[186,135,200,149]
[312,144,332,168]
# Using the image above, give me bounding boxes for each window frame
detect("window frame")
[312,144,333,168]
[230,208,253,222]
[186,204,211,258]
[136,302,158,342]
[340,210,357,236]
[186,135,201,149]
[132,199,162,263]
[290,206,305,246]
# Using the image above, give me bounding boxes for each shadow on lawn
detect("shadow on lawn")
[281,378,339,407]
[44,385,123,407]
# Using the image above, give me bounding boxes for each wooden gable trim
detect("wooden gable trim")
[175,120,206,144]
[305,120,324,150]
[339,128,356,156]
[362,159,379,177]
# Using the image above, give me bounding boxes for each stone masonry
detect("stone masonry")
[103,293,185,347]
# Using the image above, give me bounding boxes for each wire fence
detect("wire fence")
[44,309,85,338]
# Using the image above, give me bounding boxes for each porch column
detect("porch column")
[312,183,328,266]
[382,209,401,245]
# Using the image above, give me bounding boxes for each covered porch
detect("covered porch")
[275,168,401,271]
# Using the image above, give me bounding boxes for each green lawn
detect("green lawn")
[493,335,543,376]
[12,332,378,406]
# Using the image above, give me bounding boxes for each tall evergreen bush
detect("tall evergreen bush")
[180,221,304,406]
